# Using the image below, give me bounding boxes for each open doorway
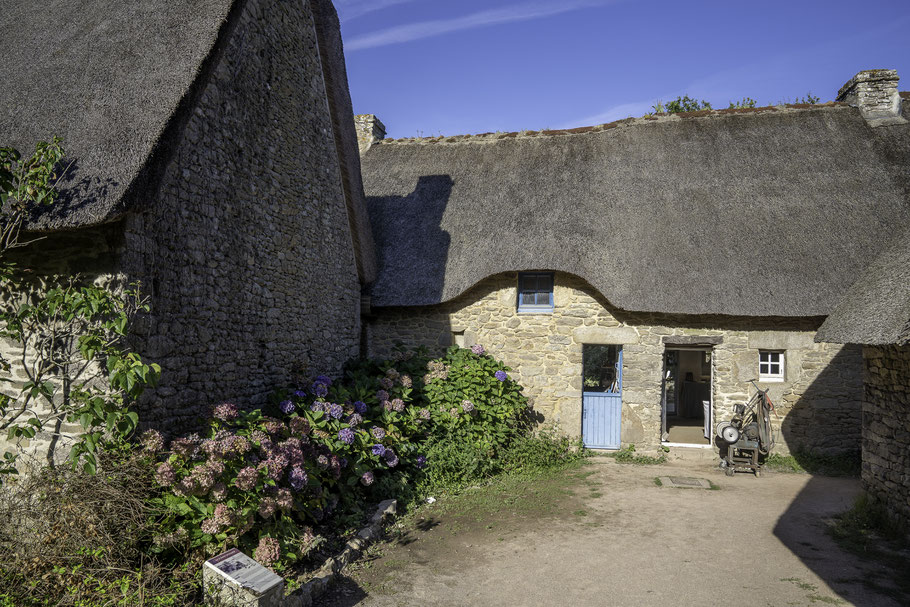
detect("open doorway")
[662,347,712,446]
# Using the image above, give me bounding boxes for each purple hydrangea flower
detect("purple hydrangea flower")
[495,370,508,382]
[279,400,295,414]
[338,428,355,445]
[315,375,332,387]
[313,383,328,398]
[471,344,485,355]
[384,449,399,468]
[370,427,385,440]
[371,444,386,457]
[360,471,375,486]
[328,403,344,419]
[376,390,390,402]
[353,401,367,414]
[288,466,308,491]
[310,401,326,413]
[380,377,394,390]
[415,455,427,469]
[418,408,431,420]
[289,417,311,436]
[347,413,363,427]
[293,389,307,398]
[316,455,329,469]
[391,398,405,412]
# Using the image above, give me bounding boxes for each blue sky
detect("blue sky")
[336,0,910,139]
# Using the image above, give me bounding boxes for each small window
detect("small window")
[517,272,554,313]
[758,350,785,382]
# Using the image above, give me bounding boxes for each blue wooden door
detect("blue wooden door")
[582,348,622,449]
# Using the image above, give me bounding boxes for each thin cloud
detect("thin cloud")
[557,99,658,129]
[336,0,418,22]
[346,0,612,51]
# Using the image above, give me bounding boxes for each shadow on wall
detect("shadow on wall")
[366,174,453,306]
[777,346,863,458]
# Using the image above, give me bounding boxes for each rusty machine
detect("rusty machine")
[716,380,775,476]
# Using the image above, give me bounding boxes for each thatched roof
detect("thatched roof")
[0,0,376,284]
[310,0,376,283]
[361,103,910,316]
[0,0,237,229]
[816,229,910,345]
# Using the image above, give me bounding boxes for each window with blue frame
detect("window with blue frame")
[517,272,554,313]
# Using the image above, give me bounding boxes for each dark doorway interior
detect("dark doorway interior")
[662,348,712,445]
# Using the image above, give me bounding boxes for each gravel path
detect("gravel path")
[319,454,906,607]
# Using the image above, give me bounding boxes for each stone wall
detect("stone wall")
[118,0,362,431]
[368,272,862,454]
[861,344,910,528]
[0,225,125,464]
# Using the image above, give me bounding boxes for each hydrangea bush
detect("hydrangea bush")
[422,345,529,457]
[149,345,531,570]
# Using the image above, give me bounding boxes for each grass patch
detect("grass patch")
[653,477,663,487]
[763,451,860,477]
[828,493,910,603]
[608,444,667,465]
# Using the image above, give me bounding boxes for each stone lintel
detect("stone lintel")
[747,331,815,351]
[662,335,723,346]
[573,326,638,345]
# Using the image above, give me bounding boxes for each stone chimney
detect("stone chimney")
[354,114,386,154]
[836,69,905,126]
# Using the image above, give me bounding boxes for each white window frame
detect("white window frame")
[758,350,785,382]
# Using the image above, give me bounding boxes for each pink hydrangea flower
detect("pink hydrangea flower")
[254,537,281,568]
[154,462,177,487]
[213,402,239,422]
[235,466,258,491]
[140,429,165,452]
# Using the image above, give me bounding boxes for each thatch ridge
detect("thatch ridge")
[362,104,910,316]
[376,102,847,147]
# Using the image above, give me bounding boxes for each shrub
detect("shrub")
[422,345,529,457]
[0,451,196,607]
[150,369,432,570]
[148,345,575,572]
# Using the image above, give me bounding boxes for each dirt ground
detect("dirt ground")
[318,453,908,607]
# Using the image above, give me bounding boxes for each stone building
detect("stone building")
[817,230,910,527]
[0,0,374,448]
[357,70,910,454]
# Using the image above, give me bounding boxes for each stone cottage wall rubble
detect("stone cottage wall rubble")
[368,272,862,454]
[0,0,363,459]
[119,0,362,430]
[861,344,910,528]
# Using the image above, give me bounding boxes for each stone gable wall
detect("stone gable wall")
[368,272,862,454]
[1,0,363,464]
[861,344,910,528]
[119,0,361,430]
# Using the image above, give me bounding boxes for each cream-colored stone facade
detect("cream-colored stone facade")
[368,272,862,454]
